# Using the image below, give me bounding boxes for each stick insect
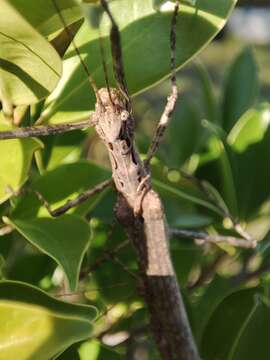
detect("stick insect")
[0,1,180,220]
[0,1,200,358]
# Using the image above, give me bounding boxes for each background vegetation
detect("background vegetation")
[1,0,270,359]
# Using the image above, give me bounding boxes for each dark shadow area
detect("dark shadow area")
[0,58,49,100]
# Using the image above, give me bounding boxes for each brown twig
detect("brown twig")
[170,228,257,249]
[85,239,130,274]
[34,179,112,217]
[0,120,90,140]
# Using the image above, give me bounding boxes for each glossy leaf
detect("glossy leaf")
[79,340,123,360]
[0,119,42,204]
[200,288,270,360]
[43,0,237,123]
[4,215,91,290]
[58,339,123,359]
[228,124,270,219]
[197,135,238,216]
[0,281,96,360]
[9,0,82,38]
[228,103,270,153]
[0,0,62,106]
[222,47,259,132]
[164,97,203,168]
[41,130,87,170]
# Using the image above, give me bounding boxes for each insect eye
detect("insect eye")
[120,110,129,121]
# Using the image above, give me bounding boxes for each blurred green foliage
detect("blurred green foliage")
[1,0,270,359]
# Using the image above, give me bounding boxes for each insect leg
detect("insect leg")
[35,178,112,217]
[145,1,180,167]
[0,120,91,140]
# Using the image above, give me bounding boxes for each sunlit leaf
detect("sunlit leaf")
[228,103,270,153]
[8,0,82,38]
[0,281,96,360]
[0,0,62,106]
[222,47,259,132]
[43,0,237,123]
[0,119,42,204]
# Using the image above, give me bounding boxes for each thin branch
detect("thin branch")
[145,1,179,166]
[0,120,90,140]
[170,228,257,249]
[34,179,112,217]
[233,223,253,241]
[85,239,130,274]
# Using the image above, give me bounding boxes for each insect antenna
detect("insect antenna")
[98,29,114,106]
[100,0,131,108]
[51,0,103,105]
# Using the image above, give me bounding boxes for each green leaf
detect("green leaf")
[41,131,87,171]
[58,339,123,360]
[228,103,270,153]
[8,254,55,286]
[228,125,270,219]
[79,340,123,360]
[0,119,42,204]
[0,0,62,106]
[152,177,223,217]
[4,215,91,290]
[222,47,259,132]
[43,0,237,123]
[171,240,202,284]
[0,280,96,360]
[200,288,270,360]
[173,214,213,228]
[89,224,136,303]
[193,276,238,343]
[195,61,220,125]
[198,135,238,216]
[9,0,82,38]
[164,97,203,168]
